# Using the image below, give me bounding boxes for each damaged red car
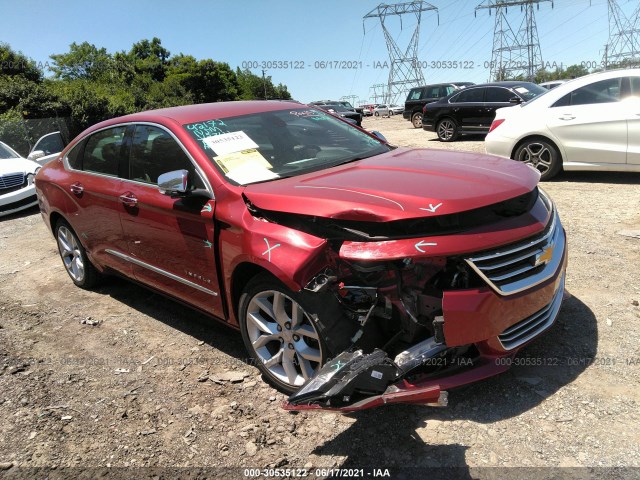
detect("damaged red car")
[35,101,567,412]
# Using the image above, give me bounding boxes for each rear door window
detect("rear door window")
[82,127,126,177]
[452,88,485,103]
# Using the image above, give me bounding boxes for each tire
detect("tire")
[54,219,101,289]
[238,274,352,393]
[389,110,394,116]
[514,138,562,181]
[436,118,459,142]
[374,111,379,117]
[411,112,423,128]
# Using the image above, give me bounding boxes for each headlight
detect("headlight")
[26,167,41,186]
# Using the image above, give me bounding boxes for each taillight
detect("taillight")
[489,118,505,133]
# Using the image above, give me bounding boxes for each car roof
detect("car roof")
[85,100,306,131]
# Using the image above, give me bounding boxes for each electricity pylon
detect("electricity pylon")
[370,83,388,104]
[476,0,552,82]
[364,1,438,104]
[603,0,640,69]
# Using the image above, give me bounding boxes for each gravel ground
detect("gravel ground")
[1,114,639,479]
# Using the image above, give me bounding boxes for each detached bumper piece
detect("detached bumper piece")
[285,346,448,412]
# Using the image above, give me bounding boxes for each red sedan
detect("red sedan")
[35,100,567,411]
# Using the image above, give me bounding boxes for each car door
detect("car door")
[627,76,640,165]
[545,77,627,164]
[483,87,516,131]
[448,87,486,130]
[62,125,131,276]
[118,123,223,316]
[29,131,66,166]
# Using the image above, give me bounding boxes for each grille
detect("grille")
[465,207,564,296]
[498,275,565,350]
[0,173,26,191]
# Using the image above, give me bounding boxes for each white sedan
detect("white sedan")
[0,141,41,217]
[486,69,640,180]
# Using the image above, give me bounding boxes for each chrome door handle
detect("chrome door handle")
[119,193,138,207]
[559,115,575,120]
[70,183,83,195]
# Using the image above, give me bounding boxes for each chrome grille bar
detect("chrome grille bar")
[0,173,25,190]
[498,275,565,350]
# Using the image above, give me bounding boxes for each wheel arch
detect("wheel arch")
[230,262,280,324]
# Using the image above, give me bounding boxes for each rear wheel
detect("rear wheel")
[54,219,101,289]
[436,118,459,142]
[374,111,380,117]
[411,112,423,128]
[514,138,562,180]
[239,275,328,393]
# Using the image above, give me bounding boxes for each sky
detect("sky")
[1,0,633,105]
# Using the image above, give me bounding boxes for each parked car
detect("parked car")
[359,104,375,116]
[404,82,474,128]
[373,104,404,116]
[27,131,66,166]
[36,100,567,411]
[486,69,640,180]
[423,81,547,142]
[313,103,362,126]
[0,141,41,217]
[539,80,567,90]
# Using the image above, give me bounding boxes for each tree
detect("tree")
[50,42,114,81]
[0,43,41,82]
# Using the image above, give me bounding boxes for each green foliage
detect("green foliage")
[1,39,294,145]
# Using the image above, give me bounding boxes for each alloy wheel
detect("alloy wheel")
[516,142,553,175]
[57,226,85,282]
[246,290,322,387]
[437,119,456,141]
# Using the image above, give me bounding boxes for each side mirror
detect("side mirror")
[370,130,387,143]
[28,150,45,161]
[509,97,523,104]
[158,169,189,195]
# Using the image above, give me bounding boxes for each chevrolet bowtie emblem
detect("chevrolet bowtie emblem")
[535,243,554,267]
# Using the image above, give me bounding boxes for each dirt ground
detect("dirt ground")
[1,114,639,479]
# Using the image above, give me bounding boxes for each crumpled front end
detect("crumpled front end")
[282,189,568,411]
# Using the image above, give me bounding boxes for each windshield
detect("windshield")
[514,83,547,101]
[0,142,20,160]
[184,108,391,185]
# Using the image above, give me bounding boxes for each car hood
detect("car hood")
[0,157,40,175]
[244,148,539,221]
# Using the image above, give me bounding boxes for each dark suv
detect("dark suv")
[422,81,546,141]
[403,82,474,128]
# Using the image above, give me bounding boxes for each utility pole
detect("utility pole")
[262,69,268,99]
[364,1,439,105]
[476,0,552,82]
[603,0,640,69]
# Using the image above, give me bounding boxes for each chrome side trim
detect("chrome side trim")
[498,275,565,350]
[105,249,218,296]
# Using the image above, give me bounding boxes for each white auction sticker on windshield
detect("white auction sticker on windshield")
[203,131,259,156]
[514,87,529,94]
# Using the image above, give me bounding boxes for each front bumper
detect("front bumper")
[285,204,568,412]
[0,185,38,217]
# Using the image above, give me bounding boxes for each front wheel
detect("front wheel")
[436,118,459,142]
[55,219,102,289]
[389,110,394,116]
[514,139,562,180]
[374,111,379,117]
[239,275,328,393]
[411,112,423,128]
